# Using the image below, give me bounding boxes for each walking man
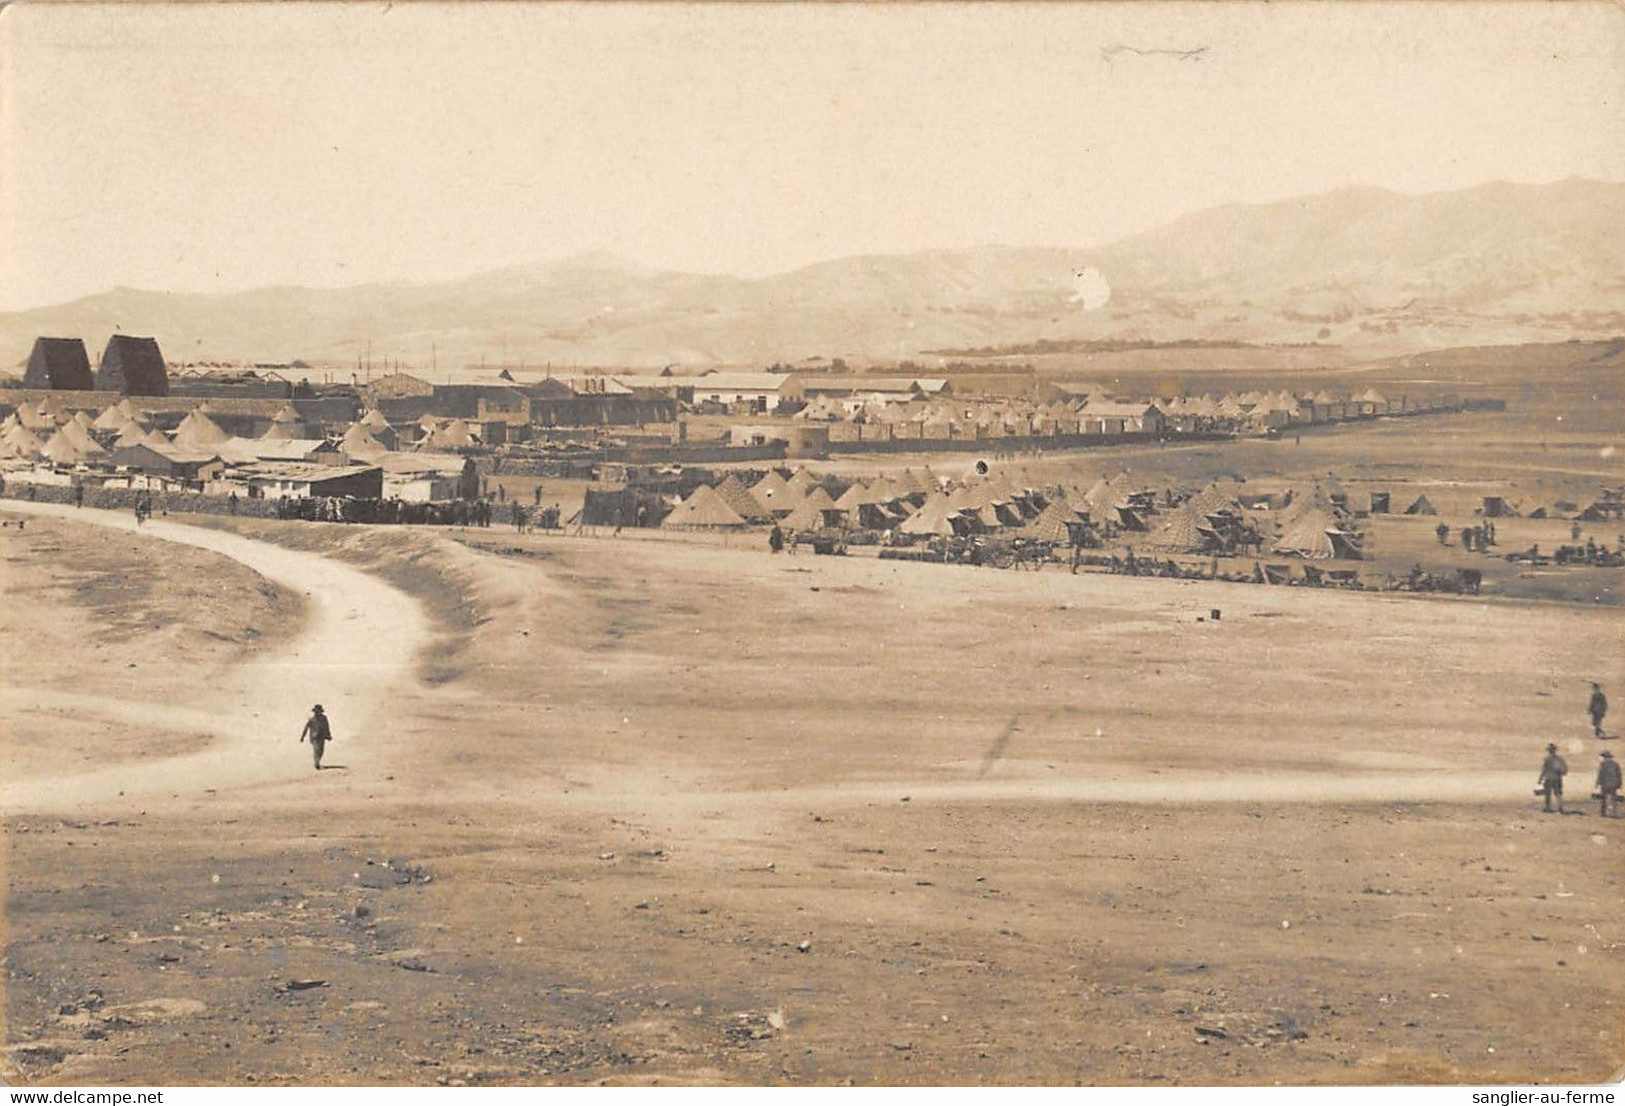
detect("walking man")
[1588,682,1608,737]
[1538,742,1568,814]
[1595,750,1620,818]
[299,704,333,771]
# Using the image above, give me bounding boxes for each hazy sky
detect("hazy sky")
[1,2,1620,310]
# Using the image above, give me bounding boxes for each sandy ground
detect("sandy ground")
[3,497,1623,1086]
[0,505,427,812]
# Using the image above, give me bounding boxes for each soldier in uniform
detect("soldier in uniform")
[1588,682,1608,738]
[1595,750,1621,818]
[299,704,333,771]
[1538,742,1568,814]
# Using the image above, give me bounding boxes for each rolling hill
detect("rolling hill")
[3,179,1620,372]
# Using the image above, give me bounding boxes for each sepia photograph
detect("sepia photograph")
[0,0,1621,1091]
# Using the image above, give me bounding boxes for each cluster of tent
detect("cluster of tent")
[789,386,1410,437]
[0,396,133,464]
[0,397,420,466]
[658,466,1369,561]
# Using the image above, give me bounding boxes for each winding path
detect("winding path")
[0,502,429,813]
[0,502,1565,816]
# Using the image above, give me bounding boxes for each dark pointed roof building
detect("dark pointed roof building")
[96,335,170,396]
[23,337,93,391]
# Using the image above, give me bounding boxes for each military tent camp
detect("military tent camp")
[660,484,746,529]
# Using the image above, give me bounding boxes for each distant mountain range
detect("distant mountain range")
[4,179,1621,373]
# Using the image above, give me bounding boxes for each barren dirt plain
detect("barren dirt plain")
[2,350,1623,1087]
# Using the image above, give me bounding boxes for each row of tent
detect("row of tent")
[657,466,1367,559]
[792,387,1407,431]
[0,397,419,466]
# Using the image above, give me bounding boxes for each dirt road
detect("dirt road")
[0,503,429,813]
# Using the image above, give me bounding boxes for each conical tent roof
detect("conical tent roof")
[798,485,835,512]
[358,408,391,430]
[70,410,97,433]
[899,492,962,536]
[834,480,874,510]
[1187,482,1241,516]
[660,483,746,528]
[271,403,303,423]
[17,404,57,431]
[115,419,153,448]
[420,419,477,450]
[713,473,770,520]
[92,404,132,431]
[341,424,388,456]
[173,409,229,447]
[751,469,791,497]
[1403,494,1438,516]
[40,428,94,464]
[785,468,818,494]
[60,419,105,455]
[782,491,835,531]
[1272,509,1340,558]
[893,469,929,496]
[1024,498,1078,543]
[139,429,173,450]
[260,420,298,440]
[0,425,40,459]
[1278,485,1344,524]
[1148,503,1207,552]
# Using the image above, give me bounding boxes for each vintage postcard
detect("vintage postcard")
[0,1,1621,1090]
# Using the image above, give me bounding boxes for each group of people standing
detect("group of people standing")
[1537,683,1617,816]
[1436,521,1497,551]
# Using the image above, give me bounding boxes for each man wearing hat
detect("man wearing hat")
[1596,750,1621,818]
[299,704,333,771]
[1538,743,1568,814]
[1588,682,1608,738]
